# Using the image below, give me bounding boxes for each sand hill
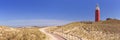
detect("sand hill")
[47,20,120,40]
[0,26,47,40]
[0,19,120,40]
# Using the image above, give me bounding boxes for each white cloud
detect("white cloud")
[0,19,74,27]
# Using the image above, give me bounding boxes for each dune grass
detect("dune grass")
[0,26,47,40]
[47,20,120,40]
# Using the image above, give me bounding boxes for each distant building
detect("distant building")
[95,4,100,22]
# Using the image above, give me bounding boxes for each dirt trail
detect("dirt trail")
[39,28,66,40]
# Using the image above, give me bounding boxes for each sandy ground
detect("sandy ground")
[39,28,66,40]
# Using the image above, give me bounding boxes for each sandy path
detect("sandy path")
[39,28,66,40]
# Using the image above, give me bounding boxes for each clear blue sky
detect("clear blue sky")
[0,0,120,26]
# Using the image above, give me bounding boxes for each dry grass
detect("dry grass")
[0,20,120,40]
[0,26,47,40]
[47,20,120,40]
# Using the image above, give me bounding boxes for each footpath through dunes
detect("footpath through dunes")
[0,26,47,40]
[47,20,120,40]
[39,27,66,40]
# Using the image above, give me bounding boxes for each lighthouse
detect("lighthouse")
[95,4,100,22]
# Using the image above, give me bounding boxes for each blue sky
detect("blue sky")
[0,0,120,26]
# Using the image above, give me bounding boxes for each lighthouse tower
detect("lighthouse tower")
[95,4,100,22]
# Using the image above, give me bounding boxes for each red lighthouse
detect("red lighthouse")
[95,4,100,22]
